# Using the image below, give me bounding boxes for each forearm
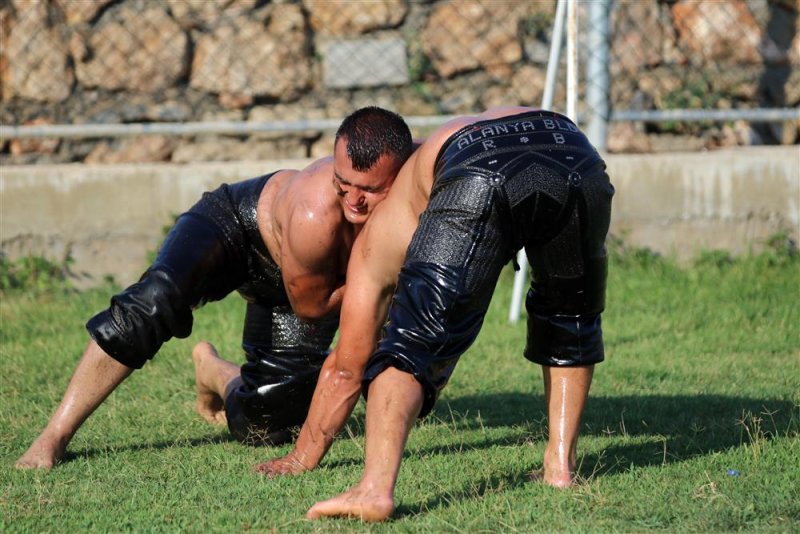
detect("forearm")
[287,354,363,469]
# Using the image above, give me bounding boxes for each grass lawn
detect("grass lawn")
[1,245,798,532]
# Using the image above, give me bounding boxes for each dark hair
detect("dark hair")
[335,106,413,172]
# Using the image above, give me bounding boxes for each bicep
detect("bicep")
[277,205,346,320]
[281,210,339,292]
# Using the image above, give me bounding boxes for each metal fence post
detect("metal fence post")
[586,0,610,151]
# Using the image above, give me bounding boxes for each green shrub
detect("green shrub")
[694,249,735,269]
[758,230,798,266]
[607,233,666,269]
[0,254,74,293]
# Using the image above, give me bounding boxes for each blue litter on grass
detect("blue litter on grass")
[726,469,741,476]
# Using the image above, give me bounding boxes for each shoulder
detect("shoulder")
[283,158,342,230]
[300,155,334,178]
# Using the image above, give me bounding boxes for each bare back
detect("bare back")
[253,107,541,479]
[351,107,537,301]
[337,106,538,356]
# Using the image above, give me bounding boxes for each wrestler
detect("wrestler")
[260,107,613,522]
[14,106,413,469]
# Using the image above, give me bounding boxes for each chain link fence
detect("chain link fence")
[1,0,798,164]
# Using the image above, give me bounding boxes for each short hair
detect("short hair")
[335,107,413,172]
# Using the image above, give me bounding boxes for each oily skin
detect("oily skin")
[306,366,593,521]
[253,106,594,521]
[15,140,404,470]
[193,141,404,430]
[14,340,133,469]
[305,108,593,521]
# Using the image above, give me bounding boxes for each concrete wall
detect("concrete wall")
[605,146,799,259]
[1,147,798,287]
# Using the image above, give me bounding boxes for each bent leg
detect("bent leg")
[307,367,424,522]
[531,365,594,488]
[15,340,134,469]
[192,341,241,425]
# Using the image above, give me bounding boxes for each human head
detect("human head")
[332,106,413,225]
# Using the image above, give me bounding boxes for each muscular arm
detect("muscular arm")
[257,128,452,476]
[256,201,414,476]
[280,203,346,321]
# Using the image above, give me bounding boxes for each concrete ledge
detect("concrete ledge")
[606,146,799,259]
[0,159,311,286]
[1,147,798,286]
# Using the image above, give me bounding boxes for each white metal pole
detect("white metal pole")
[541,0,568,112]
[586,0,610,150]
[509,0,568,323]
[566,0,579,123]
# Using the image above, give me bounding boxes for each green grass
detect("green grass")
[1,248,798,532]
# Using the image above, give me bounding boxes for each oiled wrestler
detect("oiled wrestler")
[261,107,613,522]
[15,107,413,469]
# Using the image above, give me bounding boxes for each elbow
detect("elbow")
[292,301,330,322]
[288,282,343,321]
[295,309,326,322]
[332,367,358,386]
[329,366,364,396]
[322,351,367,388]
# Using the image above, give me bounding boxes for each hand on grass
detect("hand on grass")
[254,450,310,477]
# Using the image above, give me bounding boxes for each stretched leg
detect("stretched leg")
[530,365,594,488]
[15,340,134,469]
[307,367,424,522]
[192,341,241,425]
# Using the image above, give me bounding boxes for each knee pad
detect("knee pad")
[86,270,193,369]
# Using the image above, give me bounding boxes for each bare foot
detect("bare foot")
[254,451,310,478]
[15,433,67,470]
[527,468,573,488]
[527,449,576,488]
[192,343,227,425]
[307,484,394,522]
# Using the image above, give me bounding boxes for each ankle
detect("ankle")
[544,444,575,472]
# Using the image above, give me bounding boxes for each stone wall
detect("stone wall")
[1,0,799,164]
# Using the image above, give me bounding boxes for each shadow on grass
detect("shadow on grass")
[62,432,237,464]
[394,466,534,520]
[52,392,795,500]
[441,392,796,448]
[388,392,797,520]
